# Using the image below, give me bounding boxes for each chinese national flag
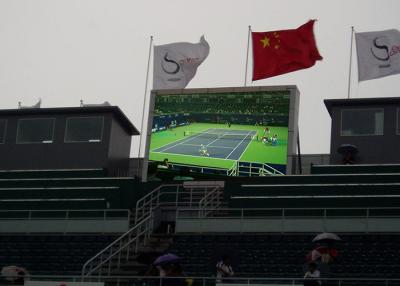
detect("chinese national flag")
[252,20,322,81]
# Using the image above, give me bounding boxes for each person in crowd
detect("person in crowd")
[144,264,164,277]
[13,267,29,286]
[303,262,321,286]
[216,255,234,283]
[158,159,170,169]
[263,127,270,138]
[173,167,194,181]
[163,263,192,286]
[271,134,278,146]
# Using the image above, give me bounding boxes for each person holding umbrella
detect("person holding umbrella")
[153,254,191,286]
[311,233,341,264]
[1,266,29,285]
[303,262,321,286]
[216,255,234,283]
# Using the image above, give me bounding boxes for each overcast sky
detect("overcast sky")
[0,0,399,156]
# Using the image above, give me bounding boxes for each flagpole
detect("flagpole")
[347,26,355,99]
[244,25,252,86]
[138,35,153,163]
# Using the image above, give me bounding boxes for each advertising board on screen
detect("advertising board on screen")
[145,86,299,180]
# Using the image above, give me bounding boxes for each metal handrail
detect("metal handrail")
[135,184,183,223]
[0,209,130,220]
[81,213,153,277]
[83,183,224,278]
[198,187,222,217]
[260,163,285,175]
[198,187,220,207]
[176,207,400,219]
[242,182,400,187]
[237,161,284,176]
[16,274,400,286]
[135,183,224,222]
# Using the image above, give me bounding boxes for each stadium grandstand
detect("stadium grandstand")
[1,95,400,286]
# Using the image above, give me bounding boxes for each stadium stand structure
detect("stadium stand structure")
[2,164,400,285]
[168,234,400,279]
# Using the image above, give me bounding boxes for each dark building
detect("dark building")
[325,97,400,164]
[0,106,139,174]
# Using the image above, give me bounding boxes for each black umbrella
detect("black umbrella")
[337,144,358,155]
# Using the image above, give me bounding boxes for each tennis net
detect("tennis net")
[183,131,256,141]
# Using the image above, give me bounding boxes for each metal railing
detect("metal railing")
[135,183,223,223]
[175,207,400,233]
[6,275,400,286]
[237,161,284,176]
[168,162,236,176]
[81,214,154,277]
[83,183,224,278]
[176,207,400,219]
[198,187,223,217]
[0,209,129,220]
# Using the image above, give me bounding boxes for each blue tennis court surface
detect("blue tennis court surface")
[152,128,257,160]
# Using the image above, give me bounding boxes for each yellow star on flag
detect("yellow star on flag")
[260,36,270,48]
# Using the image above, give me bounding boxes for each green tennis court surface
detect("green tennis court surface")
[149,123,288,170]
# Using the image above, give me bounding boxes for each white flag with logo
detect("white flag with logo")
[153,36,210,90]
[355,29,400,81]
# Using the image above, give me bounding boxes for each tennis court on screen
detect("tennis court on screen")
[151,128,257,160]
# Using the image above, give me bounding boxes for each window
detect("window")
[341,109,384,136]
[65,117,104,143]
[16,118,55,144]
[0,120,6,144]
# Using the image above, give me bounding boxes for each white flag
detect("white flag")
[355,29,400,81]
[153,36,210,90]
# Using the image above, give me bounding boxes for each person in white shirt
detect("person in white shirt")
[158,158,170,169]
[216,256,234,283]
[304,262,321,286]
[199,145,210,157]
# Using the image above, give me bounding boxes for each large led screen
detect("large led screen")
[147,88,297,179]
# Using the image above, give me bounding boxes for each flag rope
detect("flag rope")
[244,25,252,86]
[138,35,154,163]
[347,26,355,99]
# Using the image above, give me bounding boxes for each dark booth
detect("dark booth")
[325,97,400,165]
[0,106,139,175]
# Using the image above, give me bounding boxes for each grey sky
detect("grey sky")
[0,0,399,156]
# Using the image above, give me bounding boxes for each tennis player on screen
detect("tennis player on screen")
[199,144,210,156]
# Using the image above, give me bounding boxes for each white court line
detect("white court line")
[204,135,225,148]
[238,131,258,161]
[224,131,255,160]
[152,128,214,152]
[181,143,233,150]
[151,151,235,161]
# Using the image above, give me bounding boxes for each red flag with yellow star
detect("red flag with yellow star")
[252,20,322,81]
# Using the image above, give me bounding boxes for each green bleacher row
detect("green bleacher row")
[0,169,163,210]
[1,164,400,211]
[0,169,107,179]
[311,164,400,174]
[229,196,400,209]
[226,165,400,210]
